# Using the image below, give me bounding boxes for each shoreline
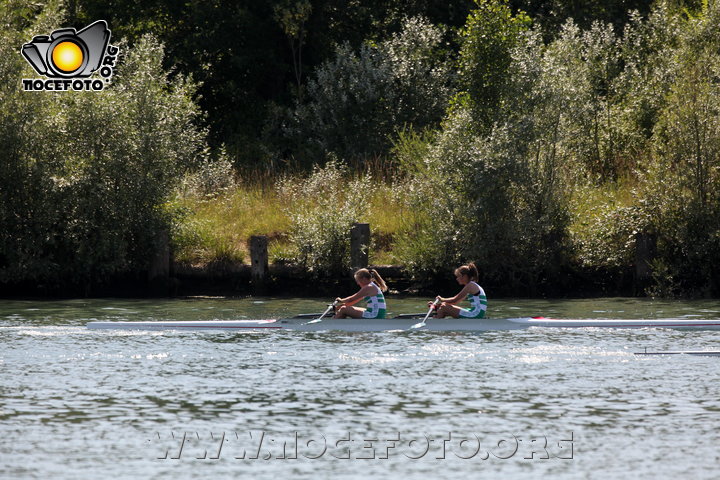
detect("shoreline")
[0,261,645,299]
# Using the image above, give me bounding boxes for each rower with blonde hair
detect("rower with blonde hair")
[432,263,487,319]
[334,268,388,319]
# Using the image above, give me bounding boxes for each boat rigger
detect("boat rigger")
[85,315,720,332]
[634,350,720,356]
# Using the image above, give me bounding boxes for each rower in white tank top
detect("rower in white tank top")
[431,263,487,319]
[457,281,487,319]
[334,268,389,319]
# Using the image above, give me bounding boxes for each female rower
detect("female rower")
[432,263,487,319]
[334,268,388,319]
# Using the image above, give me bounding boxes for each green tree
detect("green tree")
[645,38,720,294]
[274,0,312,95]
[0,3,206,292]
[458,0,531,131]
[288,16,455,163]
[509,0,654,35]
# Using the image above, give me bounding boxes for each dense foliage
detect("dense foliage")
[277,160,371,275]
[285,16,455,163]
[66,0,664,165]
[0,2,204,292]
[389,0,720,296]
[3,0,720,297]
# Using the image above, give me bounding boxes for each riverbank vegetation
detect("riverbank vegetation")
[2,0,720,297]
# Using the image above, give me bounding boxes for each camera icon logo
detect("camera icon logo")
[21,20,119,91]
[22,20,111,78]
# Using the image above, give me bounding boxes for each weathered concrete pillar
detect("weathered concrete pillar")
[250,235,269,282]
[350,223,370,270]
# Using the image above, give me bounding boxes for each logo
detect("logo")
[21,20,119,92]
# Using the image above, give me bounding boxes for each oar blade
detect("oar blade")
[305,301,337,325]
[408,300,439,331]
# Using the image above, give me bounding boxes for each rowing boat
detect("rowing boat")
[85,314,720,332]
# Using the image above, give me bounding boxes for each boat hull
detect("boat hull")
[85,316,720,332]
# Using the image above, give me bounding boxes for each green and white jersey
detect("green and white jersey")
[458,281,487,319]
[362,282,386,319]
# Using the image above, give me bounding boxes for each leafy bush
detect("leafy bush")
[287,16,455,163]
[588,1,719,296]
[641,27,720,294]
[179,150,236,198]
[458,0,531,131]
[0,8,206,290]
[395,21,576,291]
[277,159,370,275]
[569,185,646,270]
[395,0,720,296]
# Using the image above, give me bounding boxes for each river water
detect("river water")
[1,297,719,479]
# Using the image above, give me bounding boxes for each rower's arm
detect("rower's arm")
[338,286,373,306]
[439,285,471,305]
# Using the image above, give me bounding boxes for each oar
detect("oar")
[305,300,338,324]
[409,298,440,330]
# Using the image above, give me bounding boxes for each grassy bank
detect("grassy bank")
[169,164,649,297]
[172,173,413,268]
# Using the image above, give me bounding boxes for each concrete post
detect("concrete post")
[250,235,269,282]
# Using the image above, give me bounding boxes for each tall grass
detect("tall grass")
[173,183,291,265]
[172,165,414,267]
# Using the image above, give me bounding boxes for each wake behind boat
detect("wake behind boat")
[85,314,720,332]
